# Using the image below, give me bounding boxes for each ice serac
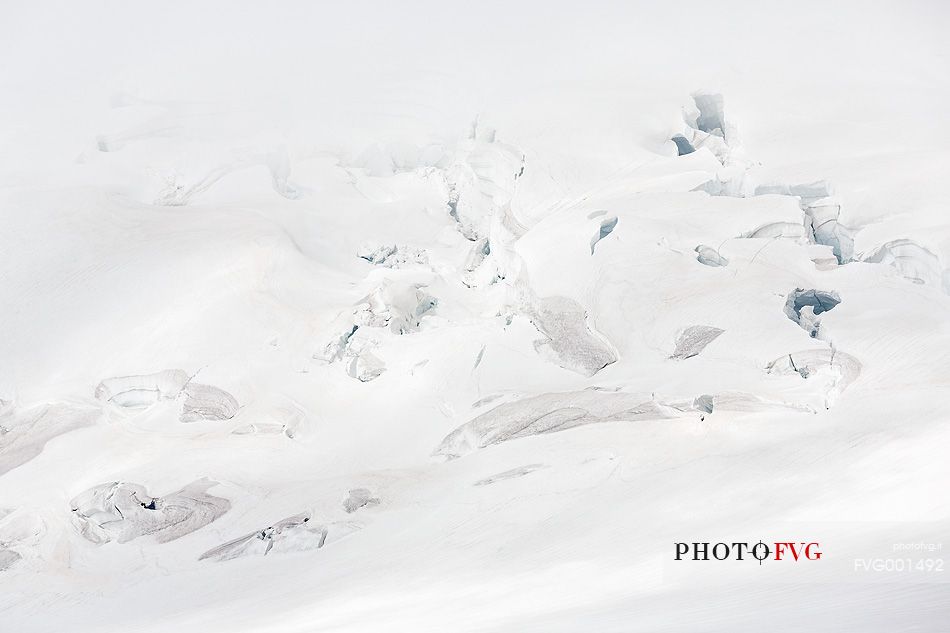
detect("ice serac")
[70,479,230,544]
[862,239,948,289]
[783,289,841,338]
[671,135,695,156]
[318,280,438,382]
[356,242,429,269]
[354,281,438,336]
[442,120,525,243]
[670,326,725,360]
[342,488,379,513]
[199,512,330,562]
[767,348,861,407]
[672,91,733,163]
[434,391,681,459]
[692,92,727,139]
[590,216,618,254]
[692,395,715,414]
[755,181,854,264]
[695,245,728,267]
[321,328,388,383]
[689,130,857,268]
[95,370,239,422]
[95,369,190,408]
[804,201,854,264]
[346,350,387,383]
[532,296,617,376]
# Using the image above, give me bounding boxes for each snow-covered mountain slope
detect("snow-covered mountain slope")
[1,2,948,631]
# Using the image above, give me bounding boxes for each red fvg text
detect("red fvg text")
[674,541,822,563]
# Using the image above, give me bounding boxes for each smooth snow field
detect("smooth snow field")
[1,2,949,631]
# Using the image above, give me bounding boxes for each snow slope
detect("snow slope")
[1,2,949,631]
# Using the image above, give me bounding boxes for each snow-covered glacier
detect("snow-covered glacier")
[1,2,948,631]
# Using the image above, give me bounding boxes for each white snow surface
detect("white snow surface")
[1,2,949,631]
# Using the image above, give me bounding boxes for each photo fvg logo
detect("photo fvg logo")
[674,541,822,565]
